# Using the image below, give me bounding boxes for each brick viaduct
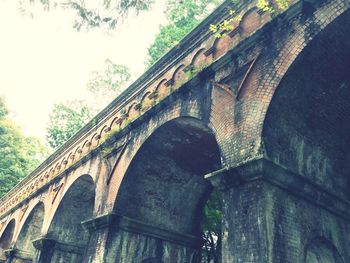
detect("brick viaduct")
[0,0,349,262]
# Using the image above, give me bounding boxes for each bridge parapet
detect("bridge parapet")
[0,0,302,219]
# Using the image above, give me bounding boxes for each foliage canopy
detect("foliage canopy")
[46,59,130,149]
[0,97,48,198]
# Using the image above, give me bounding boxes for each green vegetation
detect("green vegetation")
[46,59,130,149]
[0,97,48,198]
[146,0,223,66]
[19,0,154,31]
[202,190,222,263]
[210,0,290,38]
[46,100,93,149]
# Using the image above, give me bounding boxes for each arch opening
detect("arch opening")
[108,117,223,262]
[263,9,350,198]
[46,175,95,263]
[15,203,44,262]
[0,219,15,262]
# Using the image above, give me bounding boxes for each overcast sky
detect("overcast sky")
[0,0,165,141]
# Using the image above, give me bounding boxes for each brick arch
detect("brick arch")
[171,64,186,87]
[228,0,350,166]
[106,100,229,210]
[154,78,169,99]
[13,199,46,241]
[45,173,96,231]
[260,3,350,201]
[0,219,15,260]
[42,174,95,262]
[105,116,223,261]
[15,202,45,259]
[190,48,206,67]
[239,7,262,37]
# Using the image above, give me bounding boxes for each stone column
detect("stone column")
[82,214,202,263]
[32,237,85,263]
[32,238,56,263]
[81,214,115,263]
[206,158,350,263]
[206,158,270,263]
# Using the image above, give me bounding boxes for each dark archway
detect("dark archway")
[15,203,44,262]
[305,237,344,263]
[261,8,350,262]
[263,8,350,198]
[0,219,15,262]
[44,175,95,263]
[107,117,222,262]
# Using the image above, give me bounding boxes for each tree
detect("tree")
[202,190,222,263]
[87,59,130,112]
[146,0,223,66]
[18,0,154,31]
[0,97,48,198]
[46,100,93,149]
[0,98,9,119]
[46,59,130,149]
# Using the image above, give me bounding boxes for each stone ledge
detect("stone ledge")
[4,248,33,260]
[33,237,85,254]
[81,213,115,231]
[205,158,350,221]
[82,214,202,249]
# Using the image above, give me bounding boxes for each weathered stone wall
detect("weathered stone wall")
[264,182,349,262]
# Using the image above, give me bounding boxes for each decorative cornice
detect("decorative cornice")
[33,237,85,254]
[82,214,202,249]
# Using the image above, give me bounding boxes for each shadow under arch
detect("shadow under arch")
[40,174,95,263]
[259,7,350,263]
[0,219,15,262]
[305,237,344,263]
[262,7,350,198]
[106,117,222,262]
[14,202,45,262]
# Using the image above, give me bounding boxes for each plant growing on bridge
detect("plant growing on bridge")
[209,0,290,38]
[146,0,224,66]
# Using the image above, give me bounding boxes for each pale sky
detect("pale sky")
[0,0,165,141]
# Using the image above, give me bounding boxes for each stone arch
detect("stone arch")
[262,6,350,197]
[190,48,207,68]
[213,34,231,59]
[0,219,15,261]
[141,91,154,110]
[43,174,95,263]
[109,116,120,130]
[229,0,350,166]
[305,237,344,263]
[154,78,168,98]
[106,117,222,262]
[126,102,139,119]
[171,64,186,86]
[15,202,45,262]
[239,7,262,37]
